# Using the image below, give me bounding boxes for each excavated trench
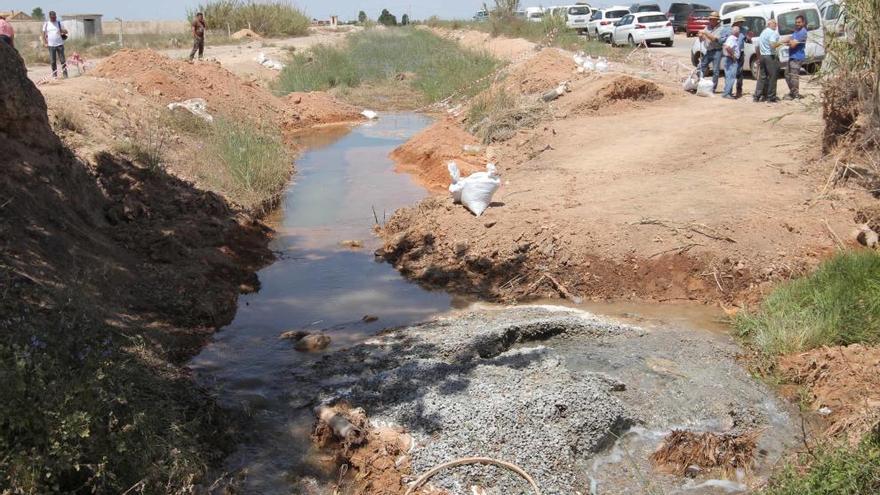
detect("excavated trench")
[188,113,798,495]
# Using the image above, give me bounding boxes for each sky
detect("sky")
[8,0,724,22]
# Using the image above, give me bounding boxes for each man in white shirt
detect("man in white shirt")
[721,26,741,99]
[41,10,68,78]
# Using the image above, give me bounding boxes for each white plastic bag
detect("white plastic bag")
[683,69,701,92]
[696,77,714,97]
[448,162,501,216]
[361,109,378,119]
[167,98,214,123]
[595,57,609,72]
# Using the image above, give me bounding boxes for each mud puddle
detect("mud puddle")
[189,113,460,493]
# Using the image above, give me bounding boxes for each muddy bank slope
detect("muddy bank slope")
[296,306,796,494]
[1,42,269,491]
[381,41,874,306]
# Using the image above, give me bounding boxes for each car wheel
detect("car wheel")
[664,38,673,47]
[686,32,693,38]
[805,62,822,74]
[750,56,759,80]
[691,51,702,68]
[628,35,637,47]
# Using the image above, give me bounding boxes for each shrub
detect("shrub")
[467,90,549,144]
[735,250,880,355]
[191,0,310,37]
[277,28,502,103]
[761,425,880,495]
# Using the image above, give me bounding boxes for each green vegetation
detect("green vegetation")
[761,425,880,495]
[378,8,398,26]
[0,273,232,494]
[206,119,292,210]
[277,28,503,104]
[735,250,880,356]
[113,121,169,173]
[190,0,310,37]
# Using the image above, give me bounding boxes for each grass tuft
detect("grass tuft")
[467,90,549,144]
[53,108,85,134]
[277,28,503,104]
[735,250,880,355]
[206,119,292,210]
[761,424,880,495]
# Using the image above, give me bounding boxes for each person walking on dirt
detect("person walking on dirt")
[0,15,15,49]
[731,17,749,99]
[697,12,725,93]
[189,12,207,62]
[41,11,68,78]
[784,15,808,100]
[754,19,781,103]
[721,26,741,99]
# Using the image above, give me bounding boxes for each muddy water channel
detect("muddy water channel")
[190,114,457,492]
[191,114,797,495]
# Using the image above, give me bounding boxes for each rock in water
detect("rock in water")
[294,334,331,352]
[279,330,309,341]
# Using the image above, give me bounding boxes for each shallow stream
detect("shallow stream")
[189,113,792,494]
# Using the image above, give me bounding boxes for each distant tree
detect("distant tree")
[357,10,367,23]
[490,0,520,16]
[401,13,409,25]
[378,8,397,26]
[31,7,45,20]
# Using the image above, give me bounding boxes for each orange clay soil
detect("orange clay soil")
[92,49,363,131]
[382,44,875,306]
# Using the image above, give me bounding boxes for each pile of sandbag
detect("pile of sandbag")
[683,68,714,97]
[167,98,214,123]
[448,161,501,217]
[256,52,284,71]
[573,52,609,74]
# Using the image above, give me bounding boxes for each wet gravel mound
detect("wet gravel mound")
[299,307,639,494]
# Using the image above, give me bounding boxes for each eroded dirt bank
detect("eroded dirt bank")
[380,43,874,307]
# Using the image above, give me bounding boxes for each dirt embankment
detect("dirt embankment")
[91,49,363,133]
[382,42,873,306]
[2,44,270,360]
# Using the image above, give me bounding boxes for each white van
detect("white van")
[525,6,546,22]
[690,2,824,76]
[566,4,594,32]
[719,1,764,16]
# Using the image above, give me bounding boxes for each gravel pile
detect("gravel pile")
[298,307,639,494]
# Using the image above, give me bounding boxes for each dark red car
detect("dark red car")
[685,9,713,37]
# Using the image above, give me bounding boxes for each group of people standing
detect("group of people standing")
[697,11,809,102]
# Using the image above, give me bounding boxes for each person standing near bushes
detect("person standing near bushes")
[784,15,808,100]
[189,12,207,62]
[0,15,15,49]
[41,11,68,78]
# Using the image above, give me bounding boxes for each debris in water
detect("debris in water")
[294,333,331,352]
[361,109,379,120]
[650,429,760,477]
[279,330,309,341]
[340,239,364,248]
[362,315,379,323]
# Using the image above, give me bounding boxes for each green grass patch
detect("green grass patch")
[735,250,880,355]
[206,119,292,210]
[760,425,880,495]
[276,28,503,104]
[190,0,310,37]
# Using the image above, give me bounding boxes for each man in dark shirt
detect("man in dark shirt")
[189,12,207,62]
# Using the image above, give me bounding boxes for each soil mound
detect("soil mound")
[92,49,362,130]
[499,47,574,95]
[390,119,486,192]
[780,344,880,442]
[560,74,664,115]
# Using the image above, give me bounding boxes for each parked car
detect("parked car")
[566,4,593,32]
[526,6,546,22]
[587,6,631,40]
[690,3,825,76]
[666,2,711,32]
[629,3,663,13]
[473,10,489,21]
[719,1,764,16]
[819,0,846,37]
[611,11,674,46]
[685,8,713,37]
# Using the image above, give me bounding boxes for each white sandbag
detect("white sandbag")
[573,52,585,67]
[361,109,378,119]
[683,69,701,92]
[256,52,284,70]
[448,161,464,203]
[696,77,714,97]
[595,57,609,72]
[583,55,595,71]
[454,163,501,217]
[167,98,214,123]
